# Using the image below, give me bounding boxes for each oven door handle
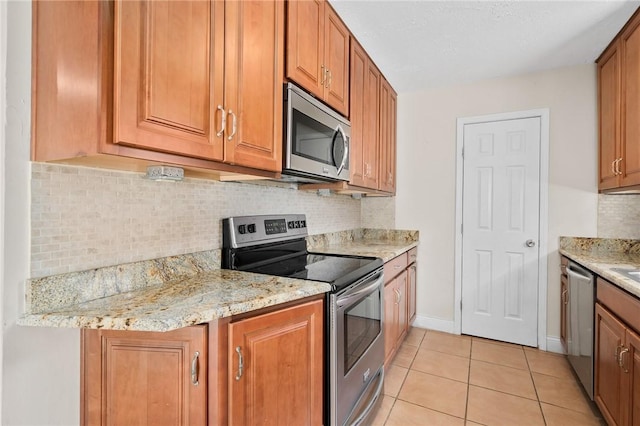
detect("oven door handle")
[336,274,383,308]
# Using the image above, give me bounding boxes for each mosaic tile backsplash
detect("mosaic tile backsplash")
[31,163,362,278]
[598,194,640,239]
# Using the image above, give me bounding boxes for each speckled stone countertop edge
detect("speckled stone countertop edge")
[307,228,419,261]
[559,237,640,299]
[18,270,331,332]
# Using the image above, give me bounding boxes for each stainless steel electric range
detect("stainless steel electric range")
[222,214,385,426]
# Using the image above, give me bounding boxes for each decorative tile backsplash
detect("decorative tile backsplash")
[361,197,395,228]
[31,163,362,278]
[598,194,640,239]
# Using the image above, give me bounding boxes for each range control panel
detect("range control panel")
[223,214,308,248]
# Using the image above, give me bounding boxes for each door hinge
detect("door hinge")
[461,223,463,235]
[461,146,464,159]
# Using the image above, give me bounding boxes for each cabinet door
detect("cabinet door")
[560,273,568,354]
[286,0,324,99]
[323,5,350,116]
[228,299,324,426]
[114,1,225,161]
[383,280,398,365]
[621,15,640,188]
[223,0,284,172]
[379,78,397,193]
[408,264,417,325]
[363,61,381,189]
[595,303,626,426]
[598,42,621,190]
[81,326,207,426]
[349,39,367,187]
[396,271,408,346]
[623,328,640,426]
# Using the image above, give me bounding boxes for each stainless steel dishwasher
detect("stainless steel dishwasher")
[566,260,595,399]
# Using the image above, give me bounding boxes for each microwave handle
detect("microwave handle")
[335,124,349,176]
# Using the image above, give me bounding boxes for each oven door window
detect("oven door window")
[292,110,343,167]
[344,289,381,373]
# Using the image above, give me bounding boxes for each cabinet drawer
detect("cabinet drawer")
[408,248,418,264]
[597,277,640,334]
[384,253,408,283]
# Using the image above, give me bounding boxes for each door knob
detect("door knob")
[525,239,536,248]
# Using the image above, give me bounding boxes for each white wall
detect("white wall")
[395,64,599,341]
[0,0,6,419]
[4,2,80,425]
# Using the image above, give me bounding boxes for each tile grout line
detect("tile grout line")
[523,346,548,426]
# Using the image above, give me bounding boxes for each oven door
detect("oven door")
[285,83,350,181]
[330,269,385,426]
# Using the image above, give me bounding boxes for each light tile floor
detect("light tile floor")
[372,327,605,426]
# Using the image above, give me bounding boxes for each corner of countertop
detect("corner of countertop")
[306,228,419,249]
[25,249,222,315]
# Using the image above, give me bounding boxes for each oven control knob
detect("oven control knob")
[247,224,256,233]
[238,225,247,234]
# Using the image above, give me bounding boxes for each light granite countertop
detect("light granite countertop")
[559,237,640,298]
[18,228,419,332]
[18,270,330,332]
[307,228,419,261]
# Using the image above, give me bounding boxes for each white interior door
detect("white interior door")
[461,117,541,346]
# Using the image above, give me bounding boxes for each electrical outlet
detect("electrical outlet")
[145,165,184,181]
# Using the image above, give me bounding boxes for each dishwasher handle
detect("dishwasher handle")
[566,262,593,281]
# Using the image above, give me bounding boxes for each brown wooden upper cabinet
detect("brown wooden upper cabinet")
[33,0,283,175]
[350,39,380,189]
[286,0,350,117]
[598,9,640,190]
[349,38,397,194]
[379,77,398,194]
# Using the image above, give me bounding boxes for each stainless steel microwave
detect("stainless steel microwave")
[283,83,350,183]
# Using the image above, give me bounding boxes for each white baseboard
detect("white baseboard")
[411,315,456,334]
[410,315,563,353]
[545,336,564,354]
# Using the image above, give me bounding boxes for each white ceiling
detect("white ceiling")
[328,0,640,92]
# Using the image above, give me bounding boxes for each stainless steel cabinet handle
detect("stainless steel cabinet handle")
[612,160,616,176]
[227,110,237,141]
[328,70,332,88]
[394,288,400,304]
[191,351,200,386]
[235,346,244,381]
[216,105,226,138]
[619,347,630,373]
[320,65,326,86]
[525,239,536,248]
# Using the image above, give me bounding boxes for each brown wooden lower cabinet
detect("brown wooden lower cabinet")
[383,270,407,367]
[595,277,640,426]
[81,325,208,426]
[383,250,416,367]
[81,297,324,426]
[228,299,324,425]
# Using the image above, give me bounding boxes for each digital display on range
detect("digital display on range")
[264,218,287,235]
